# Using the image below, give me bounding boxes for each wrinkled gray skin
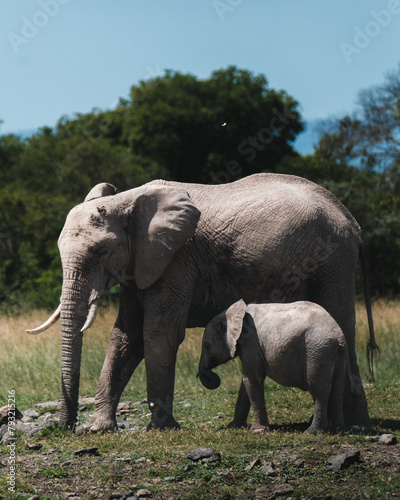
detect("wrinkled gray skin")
[198,300,362,434]
[27,174,377,431]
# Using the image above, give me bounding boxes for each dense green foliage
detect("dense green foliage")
[1,65,399,310]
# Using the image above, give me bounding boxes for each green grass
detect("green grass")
[0,301,399,499]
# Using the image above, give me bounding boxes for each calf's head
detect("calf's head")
[197,299,247,390]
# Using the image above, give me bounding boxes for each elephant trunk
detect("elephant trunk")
[197,353,221,390]
[59,264,91,428]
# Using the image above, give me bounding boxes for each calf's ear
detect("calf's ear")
[224,299,247,357]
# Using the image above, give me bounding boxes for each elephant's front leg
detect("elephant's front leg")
[242,373,269,432]
[144,331,182,430]
[141,273,195,430]
[88,290,144,432]
[228,381,251,429]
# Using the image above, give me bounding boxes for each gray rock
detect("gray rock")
[261,461,278,476]
[378,433,397,445]
[26,442,42,451]
[328,449,361,471]
[244,457,261,471]
[187,447,221,463]
[23,409,39,420]
[136,489,151,498]
[164,476,182,482]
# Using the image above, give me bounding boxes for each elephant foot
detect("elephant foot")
[304,423,324,435]
[227,420,248,429]
[85,413,118,433]
[144,399,180,431]
[145,416,180,431]
[251,424,269,434]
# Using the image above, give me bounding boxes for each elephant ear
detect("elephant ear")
[224,299,247,358]
[133,185,201,290]
[84,183,117,202]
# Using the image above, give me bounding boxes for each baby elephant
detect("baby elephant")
[198,300,359,434]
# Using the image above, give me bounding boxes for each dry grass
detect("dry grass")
[1,301,399,499]
[0,299,399,411]
[355,298,400,383]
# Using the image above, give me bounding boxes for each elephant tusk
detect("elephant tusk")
[81,300,99,332]
[26,304,61,335]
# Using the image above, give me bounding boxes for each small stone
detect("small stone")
[261,461,278,476]
[136,489,151,498]
[74,447,100,456]
[36,399,61,410]
[135,456,148,463]
[23,409,39,420]
[244,457,261,471]
[117,401,131,412]
[187,447,221,463]
[328,449,361,471]
[294,459,305,468]
[164,475,182,482]
[378,433,397,445]
[25,442,42,451]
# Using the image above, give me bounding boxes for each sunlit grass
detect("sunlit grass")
[1,300,399,499]
[0,299,399,414]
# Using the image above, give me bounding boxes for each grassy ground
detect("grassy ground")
[0,300,399,499]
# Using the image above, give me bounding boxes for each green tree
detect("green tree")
[313,64,400,295]
[123,66,304,183]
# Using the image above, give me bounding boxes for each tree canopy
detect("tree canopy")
[0,65,399,310]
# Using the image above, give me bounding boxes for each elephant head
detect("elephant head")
[198,299,247,390]
[27,182,200,427]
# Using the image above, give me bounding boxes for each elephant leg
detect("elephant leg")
[317,283,370,426]
[304,393,329,435]
[329,361,346,432]
[144,327,184,431]
[227,381,251,429]
[242,374,269,432]
[88,289,144,432]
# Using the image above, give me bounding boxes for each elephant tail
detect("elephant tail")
[359,236,380,380]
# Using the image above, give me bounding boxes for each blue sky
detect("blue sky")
[1,0,400,153]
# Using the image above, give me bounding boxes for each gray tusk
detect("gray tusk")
[80,300,99,332]
[26,304,61,335]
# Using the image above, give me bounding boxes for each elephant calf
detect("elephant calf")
[198,300,360,434]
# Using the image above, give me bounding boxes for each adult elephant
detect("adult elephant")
[28,174,377,431]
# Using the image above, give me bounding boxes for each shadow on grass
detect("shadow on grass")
[371,418,400,432]
[217,418,400,433]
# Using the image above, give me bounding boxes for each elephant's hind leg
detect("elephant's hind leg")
[88,288,144,432]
